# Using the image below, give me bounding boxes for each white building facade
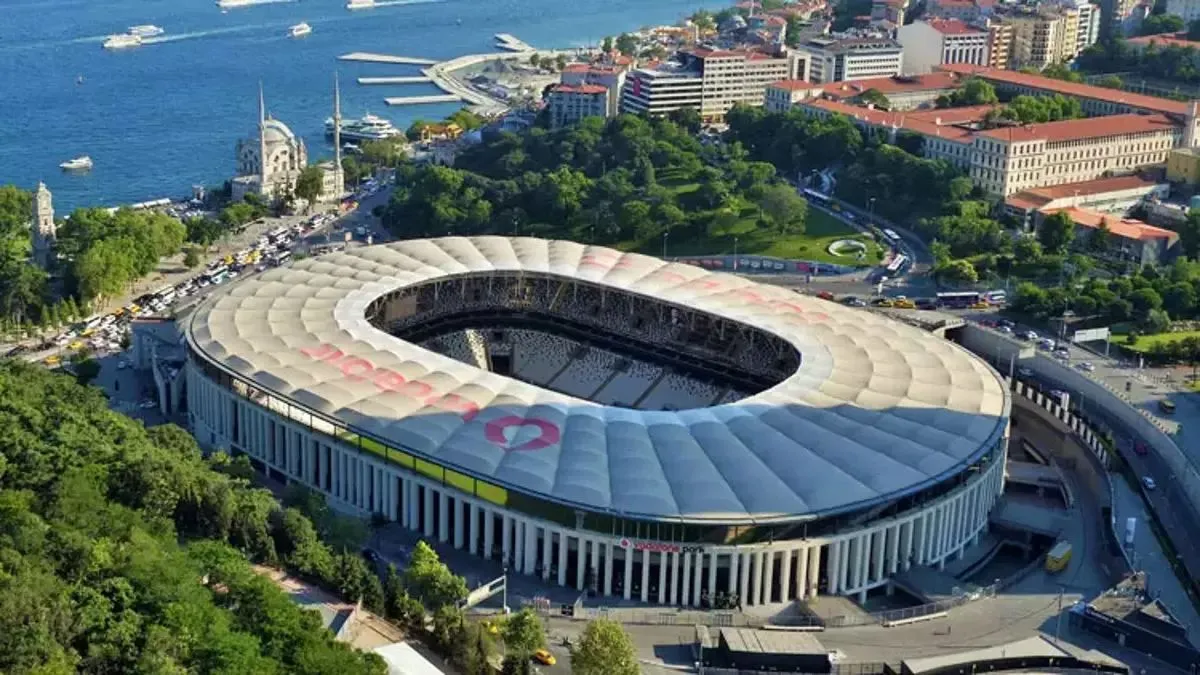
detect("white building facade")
[187,355,1008,606]
[797,37,905,84]
[897,19,990,74]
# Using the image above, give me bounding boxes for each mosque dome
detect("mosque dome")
[259,118,299,146]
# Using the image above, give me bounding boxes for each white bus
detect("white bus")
[883,229,901,242]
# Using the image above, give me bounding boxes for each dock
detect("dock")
[494,33,535,52]
[384,94,462,106]
[357,76,432,85]
[338,52,437,65]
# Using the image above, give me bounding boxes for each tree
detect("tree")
[501,608,545,656]
[1038,211,1076,254]
[936,77,998,107]
[1096,74,1124,89]
[528,53,541,69]
[73,357,101,386]
[615,33,637,56]
[555,54,567,71]
[403,541,468,609]
[571,619,638,675]
[601,36,614,53]
[294,165,325,210]
[757,184,807,233]
[1090,218,1112,253]
[183,246,201,268]
[1141,13,1186,34]
[858,88,890,109]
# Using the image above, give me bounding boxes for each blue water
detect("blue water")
[0,0,720,212]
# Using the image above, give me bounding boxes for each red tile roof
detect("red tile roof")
[820,71,962,98]
[563,64,591,73]
[1128,32,1200,49]
[1042,206,1179,241]
[1004,174,1164,210]
[926,18,985,34]
[550,83,608,95]
[978,113,1177,144]
[937,63,1189,115]
[769,79,820,91]
[802,98,982,141]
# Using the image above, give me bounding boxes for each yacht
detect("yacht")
[325,113,403,141]
[128,25,164,37]
[60,156,93,171]
[346,0,376,10]
[103,33,143,49]
[288,22,312,38]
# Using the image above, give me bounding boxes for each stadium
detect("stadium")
[185,237,1010,607]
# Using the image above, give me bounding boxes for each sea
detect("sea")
[0,0,722,213]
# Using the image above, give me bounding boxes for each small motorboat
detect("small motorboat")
[289,22,312,38]
[60,156,93,171]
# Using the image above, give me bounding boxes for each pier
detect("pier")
[494,33,534,52]
[338,52,437,65]
[357,76,432,85]
[384,94,462,106]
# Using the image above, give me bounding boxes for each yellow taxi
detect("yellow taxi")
[969,300,990,309]
[43,355,61,366]
[893,299,916,309]
[533,649,556,666]
[68,340,85,351]
[873,298,895,308]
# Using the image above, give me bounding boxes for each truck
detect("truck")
[1125,517,1137,548]
[1045,541,1073,573]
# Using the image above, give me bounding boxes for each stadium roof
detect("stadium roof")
[186,237,1009,525]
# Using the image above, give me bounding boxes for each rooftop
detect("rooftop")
[549,83,608,95]
[819,71,963,99]
[1004,173,1165,211]
[802,35,903,52]
[978,113,1178,144]
[926,17,986,34]
[186,237,1008,525]
[1129,31,1200,49]
[768,78,821,91]
[938,63,1190,115]
[1042,206,1180,242]
[802,98,989,142]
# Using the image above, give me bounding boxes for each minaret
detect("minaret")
[258,81,268,189]
[1185,99,1200,149]
[332,72,345,198]
[31,182,55,268]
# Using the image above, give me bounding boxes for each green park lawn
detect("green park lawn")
[1111,329,1200,353]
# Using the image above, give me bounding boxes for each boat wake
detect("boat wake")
[73,23,282,47]
[362,0,445,8]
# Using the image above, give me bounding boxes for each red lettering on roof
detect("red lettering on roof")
[301,343,344,361]
[338,356,373,380]
[485,416,561,451]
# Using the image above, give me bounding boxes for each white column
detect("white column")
[708,551,719,600]
[670,551,681,605]
[483,507,494,560]
[739,552,751,605]
[658,551,668,604]
[840,539,852,592]
[872,530,885,582]
[728,552,740,596]
[590,540,601,593]
[577,539,588,590]
[640,548,651,603]
[502,515,512,567]
[468,503,478,555]
[848,537,861,591]
[407,479,419,531]
[807,546,820,599]
[681,553,692,607]
[524,521,538,575]
[558,533,568,587]
[888,524,901,575]
[621,547,633,600]
[692,551,704,607]
[827,541,841,595]
[423,486,435,537]
[542,527,553,580]
[754,551,767,606]
[454,499,465,550]
[603,542,614,596]
[438,492,450,543]
[780,548,793,602]
[763,550,776,604]
[795,546,808,600]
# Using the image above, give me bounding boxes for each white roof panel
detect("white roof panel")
[186,237,1009,524]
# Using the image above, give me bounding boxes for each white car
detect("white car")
[1023,330,1038,341]
[1143,476,1157,490]
[1077,362,1096,372]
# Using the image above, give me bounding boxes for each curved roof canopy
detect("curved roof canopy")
[187,237,1009,524]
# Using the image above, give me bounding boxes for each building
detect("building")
[1003,173,1169,228]
[1003,9,1067,69]
[1100,0,1141,35]
[1167,0,1200,22]
[898,19,991,74]
[547,83,610,128]
[817,71,965,110]
[986,20,1014,69]
[231,85,309,202]
[561,63,628,117]
[764,79,823,112]
[186,238,1010,608]
[926,0,988,21]
[31,181,54,268]
[1070,0,1102,54]
[621,48,798,121]
[1128,30,1200,52]
[1168,146,1200,184]
[1042,206,1179,265]
[796,36,905,84]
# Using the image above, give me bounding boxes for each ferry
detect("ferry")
[325,113,403,141]
[217,0,272,8]
[60,156,93,171]
[103,33,142,49]
[289,22,312,38]
[128,25,164,37]
[346,0,376,9]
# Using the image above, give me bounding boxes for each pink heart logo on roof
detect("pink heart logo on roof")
[485,416,561,451]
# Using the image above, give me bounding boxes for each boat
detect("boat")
[325,113,403,141]
[128,25,164,37]
[346,0,376,9]
[288,22,312,38]
[217,0,270,8]
[103,33,142,49]
[60,156,93,171]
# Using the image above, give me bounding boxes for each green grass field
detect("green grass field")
[1112,330,1200,352]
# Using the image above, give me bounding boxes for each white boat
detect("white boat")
[60,156,93,171]
[128,25,164,37]
[346,0,376,9]
[325,113,403,141]
[217,0,268,8]
[103,33,142,49]
[289,22,312,38]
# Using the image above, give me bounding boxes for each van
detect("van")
[1045,541,1072,573]
[1160,399,1177,414]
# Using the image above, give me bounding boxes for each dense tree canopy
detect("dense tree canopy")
[0,361,385,674]
[1077,37,1200,84]
[56,207,186,304]
[571,619,638,675]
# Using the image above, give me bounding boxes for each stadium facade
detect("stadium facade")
[185,237,1010,606]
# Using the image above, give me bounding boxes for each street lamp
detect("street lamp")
[868,197,876,215]
[733,236,739,271]
[662,231,669,260]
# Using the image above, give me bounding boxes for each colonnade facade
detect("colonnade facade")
[188,363,1008,606]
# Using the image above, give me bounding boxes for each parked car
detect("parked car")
[1142,476,1157,490]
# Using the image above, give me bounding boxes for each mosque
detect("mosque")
[231,83,344,204]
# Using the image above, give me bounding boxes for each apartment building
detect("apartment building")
[764,80,824,112]
[926,0,988,21]
[546,83,610,128]
[560,63,628,117]
[1004,10,1066,69]
[897,19,990,73]
[620,48,798,121]
[796,36,904,83]
[987,20,1014,69]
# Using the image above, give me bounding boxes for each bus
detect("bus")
[985,290,1007,305]
[802,188,830,205]
[1045,541,1072,573]
[270,250,292,266]
[936,291,982,308]
[886,254,908,275]
[882,228,901,242]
